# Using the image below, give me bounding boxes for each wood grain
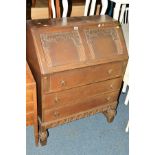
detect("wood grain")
[26,62,38,145]
[26,15,128,146]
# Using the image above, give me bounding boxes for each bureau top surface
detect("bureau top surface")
[26,62,35,85]
[27,15,117,28]
[27,15,128,74]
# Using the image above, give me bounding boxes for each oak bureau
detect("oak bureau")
[26,15,128,145]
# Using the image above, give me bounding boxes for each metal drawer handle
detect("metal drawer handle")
[108,69,113,74]
[53,111,60,118]
[60,80,66,87]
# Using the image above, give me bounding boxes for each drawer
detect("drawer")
[43,77,122,110]
[26,90,34,102]
[26,102,34,113]
[43,91,119,122]
[26,112,34,126]
[43,61,124,93]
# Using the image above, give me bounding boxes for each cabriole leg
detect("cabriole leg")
[39,128,48,146]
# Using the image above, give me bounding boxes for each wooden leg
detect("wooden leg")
[48,0,53,18]
[33,87,39,146]
[103,107,116,123]
[32,0,36,7]
[34,125,39,146]
[39,128,48,146]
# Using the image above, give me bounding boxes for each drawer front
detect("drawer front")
[43,61,124,93]
[43,77,122,110]
[43,91,119,122]
[26,102,34,113]
[26,90,34,102]
[26,112,34,126]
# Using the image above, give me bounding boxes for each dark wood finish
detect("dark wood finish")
[43,91,120,122]
[48,0,52,18]
[43,62,124,93]
[26,15,128,146]
[26,0,32,19]
[26,0,37,19]
[26,62,38,145]
[43,77,122,109]
[32,0,36,7]
[55,0,61,17]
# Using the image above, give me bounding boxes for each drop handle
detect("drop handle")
[53,111,60,118]
[60,80,66,87]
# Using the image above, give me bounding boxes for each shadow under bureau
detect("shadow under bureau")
[26,15,128,146]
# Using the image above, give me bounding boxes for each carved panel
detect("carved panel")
[40,31,86,67]
[84,28,123,59]
[40,103,117,129]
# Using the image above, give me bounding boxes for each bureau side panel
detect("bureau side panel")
[26,26,43,120]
